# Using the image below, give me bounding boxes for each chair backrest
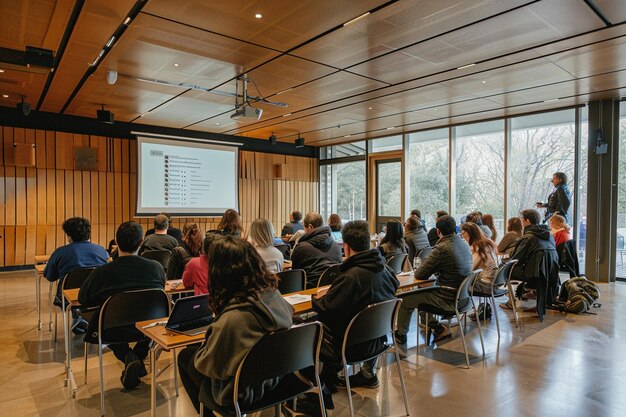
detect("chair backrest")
[277,269,306,294]
[98,289,170,342]
[141,250,171,271]
[456,270,482,314]
[386,253,408,274]
[62,267,97,290]
[317,264,342,287]
[233,322,323,413]
[417,246,433,260]
[274,243,291,260]
[492,259,518,288]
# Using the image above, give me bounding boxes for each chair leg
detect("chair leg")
[84,343,89,385]
[470,298,485,358]
[491,295,501,341]
[48,282,54,332]
[172,348,179,396]
[455,311,471,368]
[99,343,105,416]
[343,361,355,417]
[54,309,58,343]
[424,312,430,346]
[274,403,281,417]
[393,347,410,416]
[200,405,204,417]
[507,280,519,328]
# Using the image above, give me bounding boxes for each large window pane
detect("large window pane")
[319,161,366,223]
[370,135,402,153]
[509,110,576,222]
[455,121,505,237]
[408,129,449,227]
[320,141,366,160]
[616,104,626,277]
[377,160,401,216]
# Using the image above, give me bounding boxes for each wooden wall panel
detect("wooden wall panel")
[0,126,318,266]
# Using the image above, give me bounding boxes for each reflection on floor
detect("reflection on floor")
[1,270,625,417]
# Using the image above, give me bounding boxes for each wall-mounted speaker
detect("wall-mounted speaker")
[16,101,31,116]
[13,143,35,167]
[295,137,304,148]
[97,109,114,124]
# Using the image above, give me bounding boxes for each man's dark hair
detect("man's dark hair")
[436,210,448,218]
[342,220,371,252]
[520,209,541,225]
[436,215,457,236]
[160,212,172,221]
[303,212,323,228]
[116,221,144,252]
[62,217,91,242]
[554,172,568,185]
[292,211,302,222]
[465,211,483,226]
[410,209,421,218]
[154,214,169,231]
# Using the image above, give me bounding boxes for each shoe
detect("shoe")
[430,324,451,343]
[523,290,537,300]
[470,303,492,321]
[121,352,147,389]
[287,391,334,417]
[394,331,407,344]
[71,318,88,335]
[499,300,517,310]
[335,371,380,389]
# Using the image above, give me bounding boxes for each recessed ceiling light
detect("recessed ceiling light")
[0,69,5,73]
[387,127,395,130]
[368,107,373,110]
[216,122,220,126]
[456,63,476,70]
[2,94,8,98]
[344,135,351,138]
[282,113,292,117]
[481,80,487,84]
[255,13,262,19]
[433,107,438,111]
[174,63,179,67]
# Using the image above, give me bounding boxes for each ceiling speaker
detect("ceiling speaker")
[97,109,114,124]
[16,101,31,116]
[295,137,304,148]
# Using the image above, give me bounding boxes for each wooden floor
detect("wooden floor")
[1,270,625,417]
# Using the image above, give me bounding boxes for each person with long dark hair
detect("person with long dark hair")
[209,208,243,237]
[177,236,293,414]
[167,222,203,279]
[536,172,572,223]
[498,218,523,257]
[379,220,408,261]
[482,214,498,242]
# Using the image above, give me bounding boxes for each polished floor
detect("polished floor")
[1,270,625,417]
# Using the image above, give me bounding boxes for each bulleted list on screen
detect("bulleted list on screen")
[162,154,211,207]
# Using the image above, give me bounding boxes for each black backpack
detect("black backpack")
[557,277,600,314]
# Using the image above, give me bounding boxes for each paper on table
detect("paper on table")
[397,271,412,276]
[283,294,311,305]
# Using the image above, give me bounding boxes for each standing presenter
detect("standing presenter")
[536,172,572,223]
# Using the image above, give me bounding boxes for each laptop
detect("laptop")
[165,294,213,336]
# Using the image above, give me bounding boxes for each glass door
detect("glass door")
[374,158,402,233]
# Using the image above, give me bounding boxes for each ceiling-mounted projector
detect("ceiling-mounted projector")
[230,106,263,121]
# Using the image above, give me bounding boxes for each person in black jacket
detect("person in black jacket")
[294,220,399,413]
[79,221,166,390]
[427,210,449,246]
[144,212,183,243]
[290,212,342,287]
[536,172,572,223]
[395,215,472,344]
[501,209,559,314]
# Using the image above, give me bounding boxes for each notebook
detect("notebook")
[165,294,213,336]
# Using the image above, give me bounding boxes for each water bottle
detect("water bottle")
[413,256,422,270]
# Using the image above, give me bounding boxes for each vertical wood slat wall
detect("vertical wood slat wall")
[0,126,318,267]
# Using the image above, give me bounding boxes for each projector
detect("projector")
[230,106,263,121]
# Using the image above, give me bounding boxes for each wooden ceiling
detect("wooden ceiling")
[1,0,625,146]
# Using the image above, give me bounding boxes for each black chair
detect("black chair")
[199,322,325,417]
[387,253,408,274]
[141,250,171,272]
[274,243,291,260]
[317,264,342,287]
[326,299,410,417]
[418,270,485,368]
[88,289,171,416]
[471,260,518,340]
[54,267,97,342]
[277,269,306,294]
[417,246,433,261]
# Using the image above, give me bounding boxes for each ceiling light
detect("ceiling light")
[456,63,476,70]
[0,69,4,73]
[174,63,179,67]
[344,135,351,138]
[282,113,292,117]
[432,108,438,111]
[481,80,487,84]
[344,12,370,26]
[387,127,395,130]
[216,122,220,126]
[123,17,132,25]
[2,94,8,98]
[544,98,559,103]
[368,107,373,110]
[276,88,292,95]
[255,13,262,19]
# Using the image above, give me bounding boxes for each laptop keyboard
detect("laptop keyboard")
[173,319,210,331]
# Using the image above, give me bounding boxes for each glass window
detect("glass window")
[369,135,402,153]
[579,107,588,274]
[320,141,366,160]
[407,129,449,227]
[455,120,505,238]
[615,104,626,277]
[377,160,402,217]
[319,161,366,223]
[508,110,576,224]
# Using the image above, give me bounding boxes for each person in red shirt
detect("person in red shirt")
[182,234,223,295]
[549,214,572,248]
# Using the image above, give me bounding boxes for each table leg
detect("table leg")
[65,304,77,398]
[36,272,41,330]
[151,347,157,417]
[48,281,53,331]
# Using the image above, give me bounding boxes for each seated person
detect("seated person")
[328,213,343,244]
[410,209,427,230]
[427,210,449,246]
[144,212,183,243]
[78,221,166,389]
[248,218,284,274]
[281,210,304,237]
[404,216,429,264]
[378,220,408,262]
[501,209,559,310]
[301,220,399,412]
[549,214,572,248]
[44,217,109,333]
[498,218,523,258]
[177,236,293,414]
[182,234,222,296]
[465,211,493,239]
[167,223,203,280]
[290,212,343,287]
[139,214,178,254]
[395,215,472,343]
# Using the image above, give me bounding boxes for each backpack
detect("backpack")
[557,277,600,314]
